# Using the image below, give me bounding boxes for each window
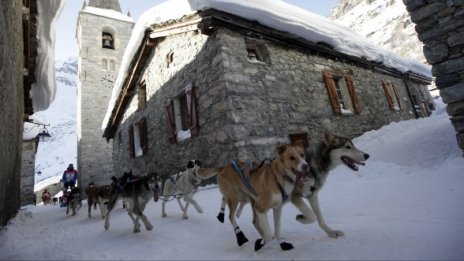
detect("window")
[137,82,147,111]
[167,51,174,68]
[102,59,108,70]
[245,38,269,63]
[323,70,361,114]
[381,80,403,111]
[102,32,114,49]
[129,118,148,158]
[289,132,309,148]
[165,83,198,143]
[109,59,115,71]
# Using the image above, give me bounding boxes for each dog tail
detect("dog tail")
[196,167,225,179]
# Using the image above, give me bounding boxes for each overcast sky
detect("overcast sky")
[54,0,339,61]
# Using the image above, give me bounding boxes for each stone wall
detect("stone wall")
[0,0,24,226]
[76,11,133,189]
[111,26,432,177]
[21,140,37,206]
[403,0,464,155]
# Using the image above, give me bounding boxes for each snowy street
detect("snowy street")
[1,98,463,260]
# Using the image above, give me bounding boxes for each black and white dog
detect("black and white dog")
[290,129,369,238]
[160,160,203,219]
[104,171,160,233]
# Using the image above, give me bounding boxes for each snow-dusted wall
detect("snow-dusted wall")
[30,0,66,112]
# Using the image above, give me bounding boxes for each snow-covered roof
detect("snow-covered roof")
[81,6,134,23]
[30,0,66,113]
[102,0,432,132]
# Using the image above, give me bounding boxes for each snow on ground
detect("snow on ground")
[1,98,464,260]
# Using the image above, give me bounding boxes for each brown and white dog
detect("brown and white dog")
[197,142,309,251]
[85,182,113,218]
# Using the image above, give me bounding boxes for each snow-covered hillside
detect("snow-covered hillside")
[1,97,463,260]
[330,0,425,64]
[34,58,77,191]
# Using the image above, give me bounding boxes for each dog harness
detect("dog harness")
[231,159,258,197]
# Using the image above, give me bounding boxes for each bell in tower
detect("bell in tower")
[102,32,114,49]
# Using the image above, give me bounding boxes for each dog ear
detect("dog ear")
[324,129,335,145]
[293,139,306,149]
[277,144,287,155]
[187,160,195,169]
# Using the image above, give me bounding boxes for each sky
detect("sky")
[2,97,464,260]
[55,0,339,61]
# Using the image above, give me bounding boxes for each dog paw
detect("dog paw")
[280,242,294,251]
[146,224,153,231]
[254,239,266,251]
[296,214,316,224]
[217,213,224,223]
[182,216,189,220]
[162,213,167,218]
[328,230,344,238]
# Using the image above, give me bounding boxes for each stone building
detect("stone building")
[0,0,63,226]
[76,0,134,189]
[21,139,38,206]
[0,0,24,226]
[102,3,434,177]
[403,0,464,155]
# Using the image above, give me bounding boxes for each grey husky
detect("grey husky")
[234,129,369,239]
[290,129,369,238]
[104,171,161,233]
[160,160,203,219]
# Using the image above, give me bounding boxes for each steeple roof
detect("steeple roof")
[87,0,122,12]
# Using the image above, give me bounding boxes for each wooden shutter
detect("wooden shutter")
[392,82,403,110]
[185,83,199,135]
[165,99,177,144]
[323,71,341,114]
[382,80,395,110]
[345,75,361,113]
[138,117,148,154]
[129,125,135,158]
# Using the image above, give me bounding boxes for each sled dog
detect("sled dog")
[289,129,370,238]
[104,171,160,233]
[197,142,309,251]
[234,130,370,238]
[160,160,203,219]
[85,182,113,218]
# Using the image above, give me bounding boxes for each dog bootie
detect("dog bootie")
[216,212,224,223]
[236,231,248,246]
[254,238,266,251]
[280,242,294,251]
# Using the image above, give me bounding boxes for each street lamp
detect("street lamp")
[24,119,52,141]
[37,126,51,141]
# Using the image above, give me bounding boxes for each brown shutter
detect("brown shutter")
[129,125,135,158]
[165,99,177,144]
[345,75,361,113]
[185,83,199,135]
[323,71,341,114]
[138,117,148,154]
[392,82,403,110]
[382,80,395,110]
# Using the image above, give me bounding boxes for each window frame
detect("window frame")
[322,70,361,115]
[129,117,148,158]
[381,80,403,111]
[165,83,198,144]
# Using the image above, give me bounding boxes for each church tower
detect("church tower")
[76,0,134,188]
